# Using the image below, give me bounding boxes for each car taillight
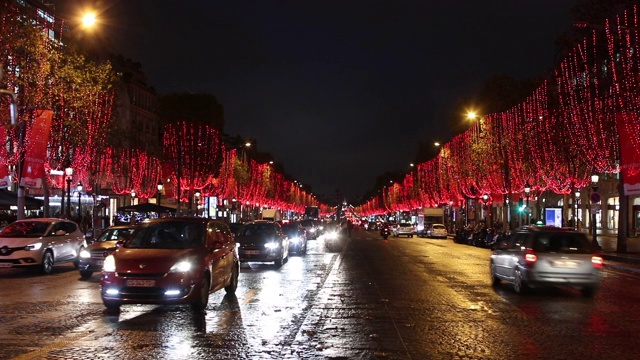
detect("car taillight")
[591,255,604,268]
[524,251,537,266]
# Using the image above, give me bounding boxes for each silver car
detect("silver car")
[490,226,603,296]
[427,223,448,239]
[0,218,86,274]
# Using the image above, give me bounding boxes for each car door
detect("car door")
[47,221,71,260]
[501,233,528,280]
[492,233,523,279]
[206,222,235,291]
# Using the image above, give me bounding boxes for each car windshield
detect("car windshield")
[532,232,593,254]
[433,225,445,230]
[97,227,136,242]
[399,221,413,226]
[239,223,276,236]
[0,221,51,238]
[126,222,205,249]
[281,224,299,234]
[300,220,314,227]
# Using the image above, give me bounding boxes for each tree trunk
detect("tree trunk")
[616,176,628,253]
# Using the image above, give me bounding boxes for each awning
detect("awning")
[0,189,45,210]
[116,202,176,213]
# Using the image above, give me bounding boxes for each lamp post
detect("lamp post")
[194,190,201,216]
[575,190,581,231]
[64,167,73,218]
[131,189,136,206]
[157,180,164,207]
[524,182,531,225]
[76,181,83,218]
[591,174,600,248]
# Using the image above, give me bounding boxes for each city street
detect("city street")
[2,228,640,359]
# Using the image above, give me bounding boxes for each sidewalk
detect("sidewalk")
[594,232,640,271]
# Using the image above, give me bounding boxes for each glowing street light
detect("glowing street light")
[64,167,73,218]
[81,12,97,28]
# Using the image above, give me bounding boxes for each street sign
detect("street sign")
[590,192,601,204]
[590,204,601,212]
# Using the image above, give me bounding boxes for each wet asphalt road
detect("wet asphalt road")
[2,228,640,359]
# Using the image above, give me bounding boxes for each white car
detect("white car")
[0,218,86,274]
[427,223,448,239]
[393,222,415,237]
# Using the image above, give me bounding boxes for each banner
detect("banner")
[615,112,640,195]
[0,125,9,188]
[20,109,53,188]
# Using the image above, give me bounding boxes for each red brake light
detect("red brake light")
[524,251,537,266]
[591,255,604,268]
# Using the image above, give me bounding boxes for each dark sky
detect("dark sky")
[54,0,575,201]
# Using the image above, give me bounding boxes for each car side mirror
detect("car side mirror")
[115,240,125,247]
[54,230,67,236]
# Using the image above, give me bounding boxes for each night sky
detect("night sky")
[53,0,575,201]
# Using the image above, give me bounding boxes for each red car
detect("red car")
[100,217,239,312]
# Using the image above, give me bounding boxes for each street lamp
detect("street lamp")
[591,173,600,248]
[157,180,164,206]
[575,190,581,230]
[194,190,201,216]
[524,182,531,225]
[76,181,83,218]
[64,167,73,218]
[131,189,136,206]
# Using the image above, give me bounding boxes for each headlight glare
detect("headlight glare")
[170,261,192,273]
[25,242,43,251]
[264,242,279,249]
[103,255,116,272]
[79,249,91,258]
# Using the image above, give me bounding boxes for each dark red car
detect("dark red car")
[100,217,239,312]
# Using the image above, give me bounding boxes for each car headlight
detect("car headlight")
[290,237,301,244]
[264,242,279,249]
[309,228,316,233]
[169,261,192,273]
[326,231,338,239]
[24,242,42,251]
[103,255,116,272]
[79,249,91,258]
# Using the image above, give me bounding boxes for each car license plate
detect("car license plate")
[243,250,260,255]
[126,279,156,287]
[551,260,578,269]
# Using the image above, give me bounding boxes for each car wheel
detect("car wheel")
[490,264,500,287]
[224,263,239,294]
[103,300,121,313]
[40,251,54,275]
[581,286,597,297]
[191,276,210,312]
[513,269,529,294]
[79,270,93,279]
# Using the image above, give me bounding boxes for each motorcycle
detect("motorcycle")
[380,224,391,239]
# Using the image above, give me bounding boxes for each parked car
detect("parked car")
[100,217,239,312]
[490,226,603,296]
[78,224,137,279]
[393,221,415,237]
[0,218,86,274]
[426,223,448,239]
[236,221,289,266]
[281,222,307,255]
